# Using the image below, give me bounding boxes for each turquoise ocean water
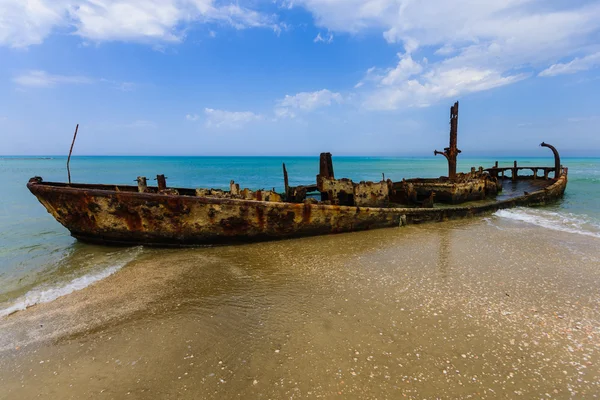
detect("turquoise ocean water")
[0,156,599,316]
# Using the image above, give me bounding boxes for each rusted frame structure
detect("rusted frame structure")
[485,142,562,181]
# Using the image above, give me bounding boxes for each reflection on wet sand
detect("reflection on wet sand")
[436,227,451,281]
[0,218,599,399]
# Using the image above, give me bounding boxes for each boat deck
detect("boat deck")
[433,178,554,209]
[496,179,552,200]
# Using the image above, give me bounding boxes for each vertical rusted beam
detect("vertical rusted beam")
[319,152,334,179]
[283,163,289,198]
[157,174,167,191]
[327,154,334,179]
[540,142,561,179]
[434,101,461,180]
[317,152,335,202]
[512,161,518,181]
[136,176,147,193]
[67,124,79,185]
[489,161,499,178]
[230,180,240,196]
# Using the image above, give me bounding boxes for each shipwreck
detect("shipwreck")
[27,102,568,246]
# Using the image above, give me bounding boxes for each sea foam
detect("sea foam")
[494,208,600,239]
[0,250,139,318]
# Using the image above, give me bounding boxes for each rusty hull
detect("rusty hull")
[27,169,568,247]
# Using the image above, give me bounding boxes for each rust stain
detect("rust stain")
[302,203,312,224]
[256,206,265,229]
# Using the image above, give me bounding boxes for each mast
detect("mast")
[434,102,461,180]
[67,124,79,185]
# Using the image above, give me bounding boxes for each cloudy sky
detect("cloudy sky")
[1,0,599,156]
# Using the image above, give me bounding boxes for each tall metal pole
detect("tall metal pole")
[434,102,461,180]
[283,163,289,198]
[67,124,79,185]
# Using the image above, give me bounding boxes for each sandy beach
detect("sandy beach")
[1,217,598,399]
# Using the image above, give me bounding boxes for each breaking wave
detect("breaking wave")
[494,208,600,239]
[0,249,140,318]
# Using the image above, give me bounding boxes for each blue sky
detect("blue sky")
[1,0,599,156]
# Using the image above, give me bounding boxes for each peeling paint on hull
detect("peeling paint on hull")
[27,169,568,247]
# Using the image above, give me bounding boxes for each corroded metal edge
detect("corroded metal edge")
[26,168,568,247]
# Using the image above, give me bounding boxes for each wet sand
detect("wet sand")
[0,217,599,399]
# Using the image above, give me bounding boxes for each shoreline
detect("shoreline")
[1,218,599,398]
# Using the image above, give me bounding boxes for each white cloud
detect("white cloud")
[186,114,200,121]
[380,53,423,86]
[274,107,296,119]
[13,70,93,88]
[204,108,263,128]
[71,0,185,43]
[434,44,456,56]
[14,71,135,90]
[0,0,68,48]
[539,52,600,77]
[314,32,333,44]
[275,89,343,118]
[279,89,342,110]
[0,0,281,47]
[354,53,529,109]
[364,64,528,109]
[212,4,280,33]
[287,0,600,49]
[288,0,600,108]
